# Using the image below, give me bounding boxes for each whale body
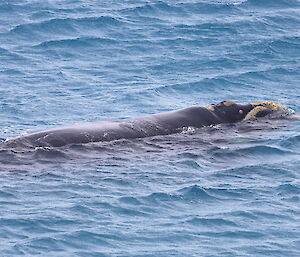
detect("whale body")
[3,100,288,148]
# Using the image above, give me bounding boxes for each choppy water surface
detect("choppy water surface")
[0,0,300,256]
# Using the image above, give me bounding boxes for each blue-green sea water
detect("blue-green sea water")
[0,0,299,256]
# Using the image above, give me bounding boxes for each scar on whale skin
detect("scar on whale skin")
[2,100,291,148]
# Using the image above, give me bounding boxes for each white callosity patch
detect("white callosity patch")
[203,104,215,111]
[243,106,268,121]
[222,100,236,107]
[243,101,289,121]
[252,101,288,111]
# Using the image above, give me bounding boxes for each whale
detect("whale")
[2,100,288,148]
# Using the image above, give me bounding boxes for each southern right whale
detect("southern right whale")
[2,100,289,148]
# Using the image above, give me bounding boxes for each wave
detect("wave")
[280,134,300,151]
[136,185,220,207]
[276,183,300,196]
[153,63,297,95]
[7,16,123,39]
[177,185,221,201]
[154,78,231,95]
[186,217,238,227]
[0,3,21,13]
[35,37,118,49]
[211,145,295,166]
[121,2,187,17]
[241,0,300,8]
[0,69,25,76]
[211,163,296,179]
[0,47,27,61]
[269,36,300,55]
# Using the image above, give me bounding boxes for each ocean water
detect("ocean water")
[0,0,300,256]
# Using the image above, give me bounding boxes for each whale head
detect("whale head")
[212,100,288,123]
[244,101,288,120]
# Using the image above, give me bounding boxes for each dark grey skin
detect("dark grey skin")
[3,101,269,148]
